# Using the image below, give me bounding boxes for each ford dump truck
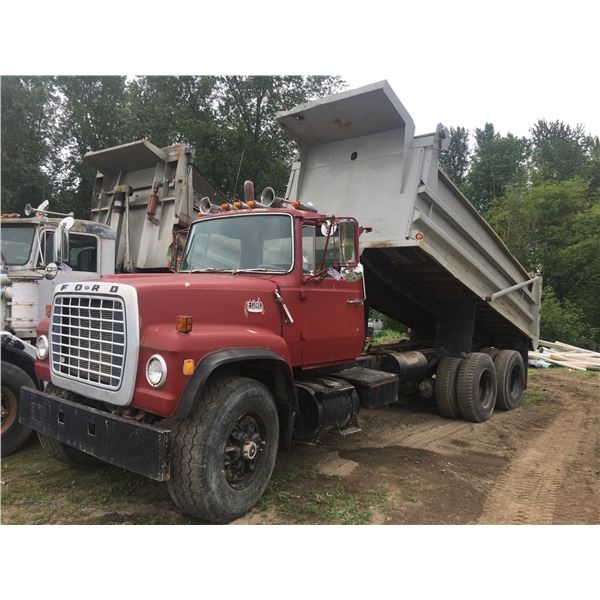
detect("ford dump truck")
[19,82,541,523]
[1,140,223,455]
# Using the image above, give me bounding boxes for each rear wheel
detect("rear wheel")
[435,357,462,419]
[1,361,34,457]
[457,352,497,422]
[494,350,524,410]
[37,384,102,468]
[167,376,279,523]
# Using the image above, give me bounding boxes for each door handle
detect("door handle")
[347,299,365,306]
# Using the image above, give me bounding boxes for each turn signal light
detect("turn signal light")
[176,315,193,333]
[183,359,195,376]
[45,304,51,317]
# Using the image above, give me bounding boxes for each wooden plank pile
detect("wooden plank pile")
[529,340,600,372]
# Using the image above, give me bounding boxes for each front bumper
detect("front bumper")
[19,387,171,481]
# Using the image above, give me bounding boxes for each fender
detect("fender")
[1,332,40,388]
[176,347,298,420]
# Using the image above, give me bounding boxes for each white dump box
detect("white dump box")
[278,81,541,349]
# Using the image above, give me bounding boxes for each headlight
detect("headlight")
[36,335,49,360]
[145,354,167,388]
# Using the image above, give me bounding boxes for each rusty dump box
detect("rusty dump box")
[278,81,541,349]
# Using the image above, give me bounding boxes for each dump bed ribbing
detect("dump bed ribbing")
[277,81,541,348]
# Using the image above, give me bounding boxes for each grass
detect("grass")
[372,329,409,345]
[255,466,388,524]
[521,382,545,406]
[1,445,388,525]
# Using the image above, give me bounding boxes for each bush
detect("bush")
[540,287,599,350]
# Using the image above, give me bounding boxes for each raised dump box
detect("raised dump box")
[86,140,226,272]
[278,81,541,350]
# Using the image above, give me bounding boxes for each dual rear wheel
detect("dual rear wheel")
[435,349,524,423]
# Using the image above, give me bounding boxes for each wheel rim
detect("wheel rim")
[477,370,495,411]
[223,413,266,489]
[1,385,18,434]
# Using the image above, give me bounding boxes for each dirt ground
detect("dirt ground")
[1,369,598,525]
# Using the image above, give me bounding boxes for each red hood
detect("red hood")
[99,272,283,333]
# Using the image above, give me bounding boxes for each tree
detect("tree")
[486,178,600,347]
[439,125,470,190]
[1,76,57,214]
[212,76,345,196]
[466,123,528,213]
[530,119,597,182]
[52,76,131,217]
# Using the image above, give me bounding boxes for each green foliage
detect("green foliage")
[530,119,598,182]
[1,76,58,214]
[539,287,599,350]
[466,123,529,212]
[439,125,470,189]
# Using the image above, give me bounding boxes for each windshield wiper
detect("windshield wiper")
[186,268,236,273]
[232,268,288,275]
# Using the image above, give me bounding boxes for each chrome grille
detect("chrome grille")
[51,295,126,390]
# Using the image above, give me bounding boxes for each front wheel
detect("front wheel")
[167,376,279,523]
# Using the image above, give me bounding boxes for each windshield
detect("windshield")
[180,214,293,273]
[1,224,35,266]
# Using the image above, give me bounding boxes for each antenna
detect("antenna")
[232,147,245,197]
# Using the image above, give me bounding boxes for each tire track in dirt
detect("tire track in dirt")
[479,394,588,524]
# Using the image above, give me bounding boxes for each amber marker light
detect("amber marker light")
[233,201,243,209]
[183,359,195,376]
[220,203,230,211]
[176,315,193,333]
[247,200,256,208]
[291,200,301,208]
[45,304,51,317]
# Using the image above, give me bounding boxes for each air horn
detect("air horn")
[24,201,74,218]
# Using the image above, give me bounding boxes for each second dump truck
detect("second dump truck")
[20,82,541,522]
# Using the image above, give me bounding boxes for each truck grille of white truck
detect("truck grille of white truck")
[50,295,126,390]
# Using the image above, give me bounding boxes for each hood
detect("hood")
[99,272,283,334]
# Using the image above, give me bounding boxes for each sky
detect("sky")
[1,2,598,141]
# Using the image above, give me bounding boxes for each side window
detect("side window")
[41,232,98,272]
[68,235,98,272]
[301,220,357,274]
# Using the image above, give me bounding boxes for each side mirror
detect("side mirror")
[342,263,363,282]
[44,262,58,280]
[54,216,74,265]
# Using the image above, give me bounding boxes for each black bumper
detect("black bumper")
[19,386,171,481]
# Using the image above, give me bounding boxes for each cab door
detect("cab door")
[300,220,365,367]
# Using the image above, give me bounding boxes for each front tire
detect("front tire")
[167,376,279,523]
[457,352,497,423]
[1,361,34,457]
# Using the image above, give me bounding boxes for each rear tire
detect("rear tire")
[435,357,462,419]
[167,376,279,523]
[1,361,34,457]
[37,384,102,468]
[494,350,524,410]
[457,352,497,423]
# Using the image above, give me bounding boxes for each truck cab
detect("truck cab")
[1,207,115,455]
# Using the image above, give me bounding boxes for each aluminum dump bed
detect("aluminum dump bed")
[278,81,541,347]
[86,140,225,271]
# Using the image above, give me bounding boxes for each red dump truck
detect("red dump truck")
[20,82,541,522]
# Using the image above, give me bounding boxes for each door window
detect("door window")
[301,220,357,274]
[41,232,98,272]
